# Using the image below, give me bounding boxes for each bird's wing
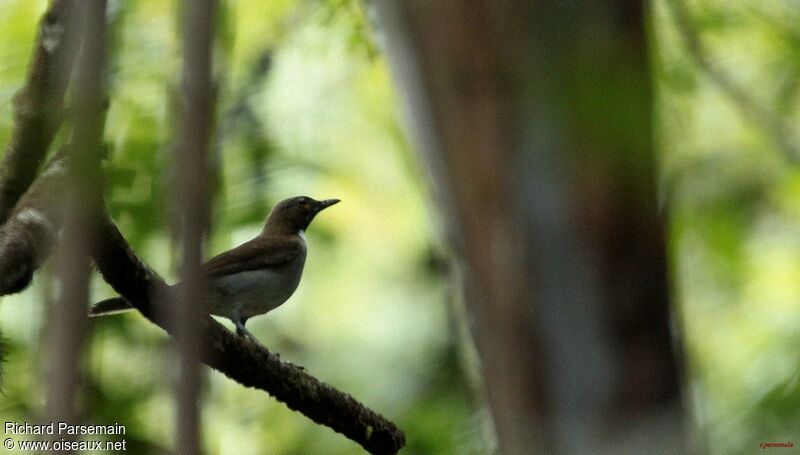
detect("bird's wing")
[201,236,301,278]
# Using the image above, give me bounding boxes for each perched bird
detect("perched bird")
[90,196,340,343]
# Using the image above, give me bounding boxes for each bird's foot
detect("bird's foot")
[234,321,266,349]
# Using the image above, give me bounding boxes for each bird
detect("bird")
[89,196,340,344]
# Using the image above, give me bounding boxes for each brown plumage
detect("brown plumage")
[201,236,303,278]
[90,196,340,344]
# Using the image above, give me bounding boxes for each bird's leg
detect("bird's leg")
[234,317,247,337]
[232,310,248,337]
[233,317,265,348]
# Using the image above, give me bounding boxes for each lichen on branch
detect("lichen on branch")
[0,0,80,222]
[0,155,67,295]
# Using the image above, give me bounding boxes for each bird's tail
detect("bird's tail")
[88,297,133,317]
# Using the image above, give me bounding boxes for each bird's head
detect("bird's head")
[263,196,340,235]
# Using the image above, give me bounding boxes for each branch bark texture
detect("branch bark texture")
[0,155,67,295]
[90,209,406,455]
[0,0,80,222]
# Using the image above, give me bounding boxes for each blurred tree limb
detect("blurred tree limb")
[0,153,67,294]
[173,0,215,452]
[47,0,109,427]
[0,0,80,223]
[666,0,800,163]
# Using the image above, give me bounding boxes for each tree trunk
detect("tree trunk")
[372,1,687,453]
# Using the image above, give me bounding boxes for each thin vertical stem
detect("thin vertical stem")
[173,0,216,453]
[46,0,107,443]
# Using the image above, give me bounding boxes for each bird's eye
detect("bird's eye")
[299,198,309,207]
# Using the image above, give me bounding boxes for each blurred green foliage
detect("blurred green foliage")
[0,0,482,453]
[4,0,796,453]
[653,0,800,453]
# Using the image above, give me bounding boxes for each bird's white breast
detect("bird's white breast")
[209,240,306,320]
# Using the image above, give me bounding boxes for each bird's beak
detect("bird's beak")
[316,198,340,211]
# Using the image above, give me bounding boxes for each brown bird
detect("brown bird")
[90,196,340,343]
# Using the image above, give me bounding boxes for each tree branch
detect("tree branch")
[666,0,800,163]
[0,0,80,223]
[0,155,406,453]
[0,154,67,295]
[0,1,406,450]
[90,207,406,455]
